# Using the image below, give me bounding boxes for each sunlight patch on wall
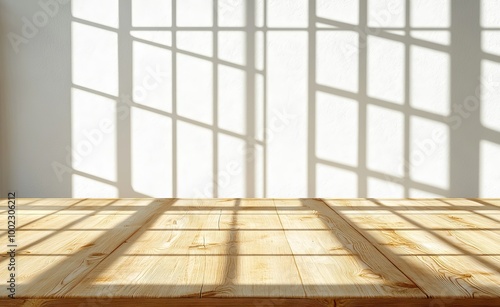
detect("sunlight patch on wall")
[218,65,246,135]
[71,88,116,182]
[217,134,246,197]
[481,60,500,133]
[219,31,246,66]
[255,31,264,70]
[482,31,500,56]
[177,121,214,197]
[481,0,500,28]
[176,54,213,125]
[133,41,172,112]
[316,22,337,29]
[131,107,172,197]
[255,0,264,27]
[219,0,246,27]
[72,22,118,96]
[409,188,443,198]
[255,73,265,142]
[367,36,404,105]
[131,31,172,47]
[410,0,449,28]
[132,0,172,27]
[316,92,358,167]
[266,31,307,196]
[367,176,404,198]
[368,0,405,28]
[316,164,358,198]
[72,174,118,198]
[480,140,500,197]
[367,104,404,177]
[317,0,358,25]
[410,31,450,46]
[267,0,308,28]
[410,46,450,116]
[255,143,265,197]
[177,31,213,57]
[72,0,118,28]
[177,0,213,27]
[409,116,449,190]
[316,31,358,93]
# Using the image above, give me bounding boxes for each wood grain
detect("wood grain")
[275,199,425,298]
[201,199,305,298]
[0,298,334,307]
[67,199,212,298]
[4,298,500,307]
[1,198,499,306]
[0,198,174,297]
[322,198,500,298]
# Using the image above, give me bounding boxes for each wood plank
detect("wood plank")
[0,297,334,307]
[2,297,500,307]
[66,199,217,298]
[470,198,500,207]
[1,198,499,304]
[0,198,174,298]
[201,199,305,298]
[335,297,500,307]
[70,198,302,298]
[0,198,81,216]
[323,198,500,298]
[275,199,425,298]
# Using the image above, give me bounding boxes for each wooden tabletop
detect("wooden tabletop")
[0,198,499,306]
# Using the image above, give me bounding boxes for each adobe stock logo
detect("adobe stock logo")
[8,0,70,54]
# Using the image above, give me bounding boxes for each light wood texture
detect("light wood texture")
[0,198,175,297]
[322,198,500,298]
[0,198,499,306]
[275,199,423,298]
[200,199,305,298]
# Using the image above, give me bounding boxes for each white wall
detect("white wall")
[1,0,499,198]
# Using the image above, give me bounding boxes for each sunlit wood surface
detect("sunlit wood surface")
[1,198,499,306]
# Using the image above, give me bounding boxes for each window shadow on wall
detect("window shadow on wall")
[66,0,500,198]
